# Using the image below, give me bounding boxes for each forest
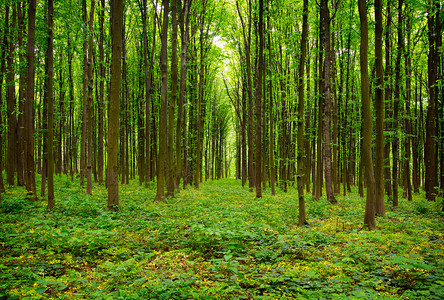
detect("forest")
[0,0,443,298]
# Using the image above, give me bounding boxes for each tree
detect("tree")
[86,0,95,195]
[255,0,264,198]
[374,0,385,215]
[98,0,105,185]
[107,0,123,211]
[154,0,169,203]
[425,0,439,202]
[168,0,179,196]
[47,0,55,208]
[298,0,309,226]
[178,0,192,189]
[359,0,376,230]
[320,0,337,204]
[6,6,16,187]
[25,0,37,200]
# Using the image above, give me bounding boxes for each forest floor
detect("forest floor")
[1,176,443,299]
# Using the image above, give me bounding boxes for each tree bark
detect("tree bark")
[392,0,403,208]
[359,0,376,230]
[425,2,439,202]
[6,6,16,187]
[167,0,178,196]
[80,0,88,187]
[154,0,169,202]
[98,0,105,185]
[384,2,393,201]
[255,0,264,198]
[298,0,309,225]
[25,0,37,200]
[374,0,385,214]
[86,0,95,195]
[321,0,337,204]
[107,0,123,211]
[46,0,55,208]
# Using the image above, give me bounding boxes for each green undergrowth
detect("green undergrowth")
[0,176,443,299]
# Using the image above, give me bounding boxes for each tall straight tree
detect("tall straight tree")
[6,6,16,187]
[86,0,95,195]
[236,0,254,190]
[154,0,169,202]
[374,0,385,215]
[359,0,376,230]
[384,2,393,201]
[392,0,403,208]
[0,6,9,195]
[80,0,88,187]
[167,0,178,196]
[25,0,37,200]
[98,0,105,185]
[320,0,337,204]
[107,0,123,211]
[177,0,192,189]
[46,0,55,208]
[178,0,192,189]
[255,0,264,198]
[298,0,309,225]
[425,0,439,202]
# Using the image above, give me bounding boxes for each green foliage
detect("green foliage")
[0,177,443,299]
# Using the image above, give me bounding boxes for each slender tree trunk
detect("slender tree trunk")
[384,2,393,201]
[403,9,412,201]
[107,0,123,211]
[16,3,25,187]
[25,0,37,200]
[425,2,439,202]
[298,0,308,225]
[255,0,264,198]
[46,0,55,208]
[86,0,95,195]
[80,0,88,187]
[321,0,336,204]
[392,0,403,208]
[6,6,16,187]
[359,0,376,230]
[374,0,385,214]
[167,0,178,196]
[154,0,169,202]
[315,22,324,200]
[144,1,156,189]
[0,6,9,194]
[98,0,105,185]
[267,4,275,195]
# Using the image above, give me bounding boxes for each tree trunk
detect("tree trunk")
[374,0,385,214]
[392,0,403,208]
[107,0,123,211]
[403,8,412,201]
[80,0,88,187]
[6,6,16,187]
[98,0,105,185]
[298,0,308,225]
[425,2,439,202]
[46,0,55,208]
[25,0,37,200]
[359,0,376,230]
[16,3,25,187]
[255,0,264,198]
[154,0,169,202]
[86,0,95,195]
[384,2,393,201]
[0,6,9,194]
[167,0,178,196]
[321,0,337,204]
